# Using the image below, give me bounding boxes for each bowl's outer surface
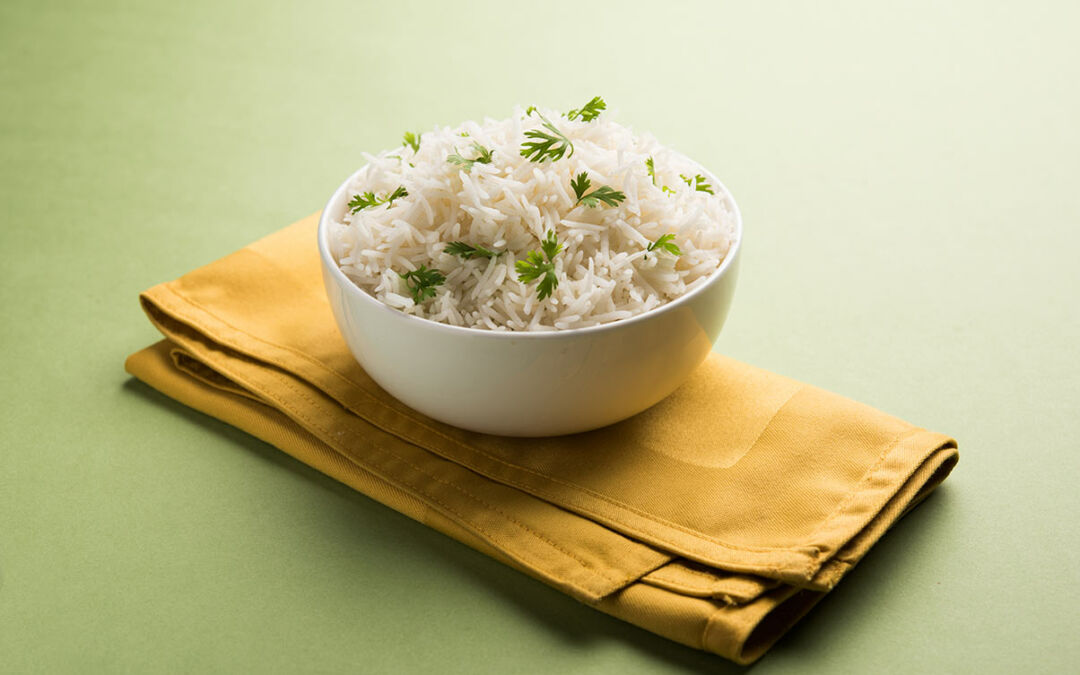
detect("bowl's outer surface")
[318,165,741,437]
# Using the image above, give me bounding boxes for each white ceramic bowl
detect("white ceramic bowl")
[317,166,742,437]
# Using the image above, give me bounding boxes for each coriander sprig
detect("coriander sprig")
[570,172,626,208]
[566,96,606,122]
[680,173,715,195]
[444,241,501,260]
[348,186,409,213]
[385,185,408,207]
[403,131,420,153]
[648,157,682,196]
[447,142,495,172]
[347,192,380,212]
[646,233,682,258]
[520,109,574,162]
[398,265,445,304]
[515,230,563,300]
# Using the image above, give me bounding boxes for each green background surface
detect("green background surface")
[2,0,1078,672]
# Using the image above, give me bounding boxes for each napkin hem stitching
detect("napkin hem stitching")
[799,426,925,551]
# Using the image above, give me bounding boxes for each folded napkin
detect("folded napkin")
[125,213,958,664]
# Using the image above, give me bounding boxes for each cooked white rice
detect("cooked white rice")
[328,103,737,331]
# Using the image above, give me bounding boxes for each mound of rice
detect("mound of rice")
[328,103,738,331]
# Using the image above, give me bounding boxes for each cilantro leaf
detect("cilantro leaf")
[347,191,380,213]
[540,229,563,260]
[579,185,625,208]
[444,241,501,260]
[566,96,606,122]
[348,186,408,213]
[447,142,495,172]
[385,185,408,208]
[398,265,445,304]
[534,269,557,301]
[646,233,682,257]
[403,131,420,153]
[515,251,549,284]
[650,158,683,195]
[570,172,591,201]
[680,173,715,195]
[516,231,562,300]
[571,171,626,208]
[520,109,574,162]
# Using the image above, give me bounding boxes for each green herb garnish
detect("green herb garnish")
[649,157,683,195]
[646,233,682,257]
[348,186,408,213]
[347,192,380,212]
[570,172,626,208]
[515,230,563,300]
[520,109,574,162]
[566,96,606,122]
[403,132,420,153]
[680,173,714,195]
[444,241,501,260]
[398,265,445,304]
[385,185,408,207]
[447,142,495,172]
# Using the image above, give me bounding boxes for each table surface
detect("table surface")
[2,1,1078,672]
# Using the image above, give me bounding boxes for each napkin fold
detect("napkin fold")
[125,213,957,664]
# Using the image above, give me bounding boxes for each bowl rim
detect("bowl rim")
[317,153,742,340]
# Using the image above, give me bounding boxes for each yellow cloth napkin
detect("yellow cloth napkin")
[125,213,958,664]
